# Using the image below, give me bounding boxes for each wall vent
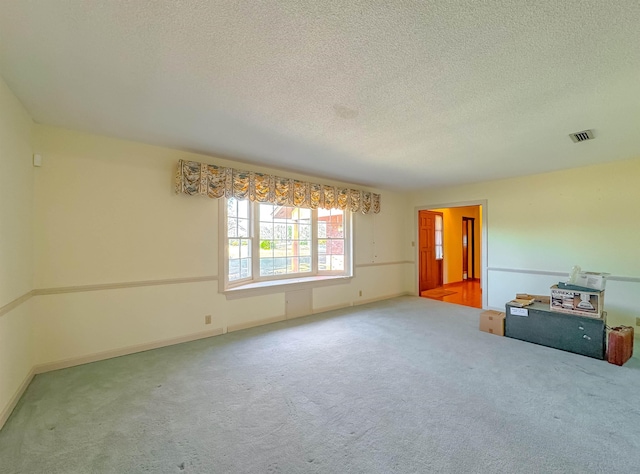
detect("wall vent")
[569,130,594,143]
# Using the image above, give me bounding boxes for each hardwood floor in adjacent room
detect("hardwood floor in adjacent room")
[421,279,482,309]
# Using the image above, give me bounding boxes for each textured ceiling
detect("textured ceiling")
[1,0,639,190]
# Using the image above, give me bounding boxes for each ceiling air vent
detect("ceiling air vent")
[569,129,594,143]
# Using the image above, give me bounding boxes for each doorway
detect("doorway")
[462,216,475,280]
[418,204,483,309]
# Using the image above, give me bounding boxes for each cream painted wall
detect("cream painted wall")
[353,191,412,266]
[0,78,33,302]
[0,76,35,423]
[31,125,412,366]
[410,157,640,329]
[0,302,33,421]
[33,127,218,287]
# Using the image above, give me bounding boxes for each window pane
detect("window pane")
[240,259,251,279]
[228,218,238,237]
[229,259,240,281]
[228,239,240,258]
[259,240,273,258]
[260,258,274,276]
[260,223,273,239]
[228,198,238,217]
[327,224,343,238]
[316,207,346,273]
[274,257,287,274]
[238,200,249,219]
[240,239,251,258]
[331,255,344,271]
[227,199,252,283]
[318,222,327,238]
[237,218,249,238]
[274,224,287,240]
[299,241,311,256]
[259,203,274,219]
[434,214,443,261]
[287,241,301,257]
[300,256,311,272]
[298,208,311,220]
[328,240,344,255]
[299,224,311,240]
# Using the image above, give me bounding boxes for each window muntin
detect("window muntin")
[225,198,350,288]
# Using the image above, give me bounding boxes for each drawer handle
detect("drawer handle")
[583,335,591,340]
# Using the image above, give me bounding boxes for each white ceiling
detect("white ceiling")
[1,1,639,191]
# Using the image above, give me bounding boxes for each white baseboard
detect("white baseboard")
[227,294,411,332]
[227,315,286,333]
[34,327,225,374]
[313,302,353,314]
[0,367,35,431]
[358,292,411,306]
[313,293,410,315]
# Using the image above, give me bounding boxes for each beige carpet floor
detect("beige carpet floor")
[1,296,639,473]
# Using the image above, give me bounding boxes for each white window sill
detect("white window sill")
[223,274,353,299]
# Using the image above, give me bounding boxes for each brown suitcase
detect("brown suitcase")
[607,326,634,366]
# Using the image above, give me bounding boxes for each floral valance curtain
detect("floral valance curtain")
[175,160,381,214]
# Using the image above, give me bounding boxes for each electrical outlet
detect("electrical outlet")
[636,317,640,326]
[205,315,212,325]
[359,290,362,297]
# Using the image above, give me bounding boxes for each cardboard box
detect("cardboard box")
[516,293,551,304]
[572,272,609,291]
[550,285,604,318]
[480,310,505,336]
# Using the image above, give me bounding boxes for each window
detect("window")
[435,214,443,260]
[224,198,351,288]
[257,203,312,278]
[226,198,252,281]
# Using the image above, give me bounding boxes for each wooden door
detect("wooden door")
[419,210,443,292]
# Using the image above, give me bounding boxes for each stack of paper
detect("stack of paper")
[508,298,535,308]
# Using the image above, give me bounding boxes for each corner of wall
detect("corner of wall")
[0,76,36,431]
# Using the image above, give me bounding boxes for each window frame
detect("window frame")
[224,196,253,286]
[220,198,353,292]
[252,203,314,284]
